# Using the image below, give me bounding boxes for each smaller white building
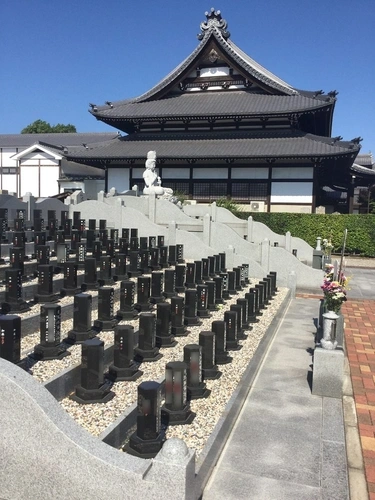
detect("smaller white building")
[0,133,117,198]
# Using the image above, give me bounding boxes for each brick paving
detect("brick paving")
[343,298,375,499]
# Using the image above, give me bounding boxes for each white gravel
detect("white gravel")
[15,264,288,458]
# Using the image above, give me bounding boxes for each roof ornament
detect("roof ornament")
[331,136,343,144]
[351,137,363,145]
[105,101,114,108]
[327,90,339,98]
[89,103,97,112]
[313,90,324,98]
[197,8,230,40]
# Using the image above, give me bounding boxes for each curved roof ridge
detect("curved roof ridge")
[225,38,298,95]
[132,36,211,103]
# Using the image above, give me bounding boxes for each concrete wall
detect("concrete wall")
[0,358,195,500]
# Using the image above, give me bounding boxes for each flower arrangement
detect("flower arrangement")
[321,264,348,313]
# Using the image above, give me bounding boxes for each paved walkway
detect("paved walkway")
[343,297,375,500]
[203,263,375,500]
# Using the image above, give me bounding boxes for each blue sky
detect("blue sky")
[1,0,374,153]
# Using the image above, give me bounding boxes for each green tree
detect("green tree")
[21,119,76,134]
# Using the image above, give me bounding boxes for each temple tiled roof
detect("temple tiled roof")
[92,91,332,121]
[91,9,335,120]
[66,130,360,162]
[0,133,118,148]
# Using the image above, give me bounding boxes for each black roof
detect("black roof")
[0,132,118,148]
[93,91,333,122]
[91,9,335,120]
[66,130,360,162]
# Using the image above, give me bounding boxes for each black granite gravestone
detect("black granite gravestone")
[208,256,217,278]
[35,245,50,265]
[170,296,188,337]
[105,239,115,258]
[9,247,25,277]
[245,290,259,323]
[227,271,238,295]
[125,381,165,459]
[224,310,242,351]
[99,229,108,247]
[201,258,210,281]
[184,344,210,399]
[68,293,96,343]
[199,331,221,380]
[71,338,115,404]
[63,219,72,238]
[75,243,86,268]
[175,264,186,293]
[34,264,58,303]
[33,217,44,232]
[93,287,118,331]
[70,229,81,251]
[150,271,164,304]
[4,269,30,312]
[233,267,243,291]
[136,277,152,312]
[168,245,177,266]
[134,312,162,362]
[211,320,232,364]
[117,280,138,320]
[184,289,201,326]
[194,260,204,285]
[139,237,148,250]
[122,228,130,239]
[157,235,164,248]
[196,284,210,318]
[139,249,150,274]
[99,219,106,231]
[99,255,114,286]
[114,253,127,281]
[0,314,21,363]
[148,236,156,249]
[161,361,195,425]
[118,237,129,256]
[110,228,119,246]
[159,246,168,268]
[108,325,142,381]
[185,263,196,289]
[176,244,184,264]
[130,236,139,252]
[155,302,176,347]
[128,251,141,277]
[220,272,229,299]
[60,262,80,296]
[34,231,46,247]
[213,276,224,304]
[92,240,102,262]
[205,280,217,311]
[85,229,96,251]
[163,269,176,298]
[149,248,161,271]
[56,243,68,265]
[230,304,247,340]
[32,304,69,360]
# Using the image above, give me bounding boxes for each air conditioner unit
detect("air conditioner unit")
[250,201,265,212]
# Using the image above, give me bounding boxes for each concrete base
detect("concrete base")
[312,346,344,398]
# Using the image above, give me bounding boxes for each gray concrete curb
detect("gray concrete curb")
[193,288,292,499]
[343,356,369,500]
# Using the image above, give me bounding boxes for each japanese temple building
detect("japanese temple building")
[55,11,374,211]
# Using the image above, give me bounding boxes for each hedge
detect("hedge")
[237,213,375,257]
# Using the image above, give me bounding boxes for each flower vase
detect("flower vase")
[321,310,339,350]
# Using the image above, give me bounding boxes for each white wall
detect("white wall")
[271,182,313,203]
[108,167,129,192]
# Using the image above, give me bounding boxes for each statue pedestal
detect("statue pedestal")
[143,186,164,196]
